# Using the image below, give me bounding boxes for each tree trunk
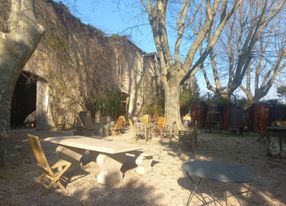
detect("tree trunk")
[219,91,231,101]
[0,71,18,134]
[164,81,185,132]
[0,0,44,166]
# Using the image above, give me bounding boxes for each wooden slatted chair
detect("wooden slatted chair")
[110,116,126,135]
[128,119,134,129]
[156,117,167,130]
[28,134,72,195]
[140,115,149,124]
[134,122,148,140]
[153,117,167,135]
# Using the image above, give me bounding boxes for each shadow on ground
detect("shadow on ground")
[0,129,162,206]
[159,130,286,206]
[0,129,286,205]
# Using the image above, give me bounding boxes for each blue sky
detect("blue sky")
[62,0,156,53]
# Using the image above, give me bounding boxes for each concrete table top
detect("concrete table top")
[45,135,141,154]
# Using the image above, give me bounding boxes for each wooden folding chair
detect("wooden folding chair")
[28,134,72,195]
[134,122,148,140]
[110,116,126,135]
[157,117,167,130]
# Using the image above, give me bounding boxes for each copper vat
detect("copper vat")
[191,101,207,129]
[222,105,230,130]
[229,106,243,133]
[253,103,270,136]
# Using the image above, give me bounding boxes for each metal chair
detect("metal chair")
[160,121,176,141]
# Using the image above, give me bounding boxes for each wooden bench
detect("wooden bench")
[44,136,141,185]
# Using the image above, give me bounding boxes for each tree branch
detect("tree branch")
[180,0,241,84]
[8,0,21,32]
[174,0,190,63]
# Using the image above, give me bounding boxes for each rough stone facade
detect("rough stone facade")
[16,0,161,130]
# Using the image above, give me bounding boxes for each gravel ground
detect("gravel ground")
[0,129,285,206]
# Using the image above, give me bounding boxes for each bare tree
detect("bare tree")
[240,12,286,103]
[201,0,286,101]
[0,0,44,164]
[140,0,240,129]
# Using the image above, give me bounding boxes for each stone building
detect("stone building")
[10,0,161,130]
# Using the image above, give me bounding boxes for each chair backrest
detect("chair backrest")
[79,111,94,129]
[118,115,126,122]
[157,117,167,129]
[140,115,149,124]
[134,122,146,135]
[128,119,134,128]
[114,116,125,130]
[27,134,53,175]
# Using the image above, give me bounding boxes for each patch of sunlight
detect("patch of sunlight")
[192,155,214,161]
[259,191,284,206]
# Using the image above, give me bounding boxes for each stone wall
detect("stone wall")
[16,0,160,129]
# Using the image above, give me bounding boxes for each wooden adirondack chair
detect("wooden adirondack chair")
[110,116,126,135]
[28,134,72,195]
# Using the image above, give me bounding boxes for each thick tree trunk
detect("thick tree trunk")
[164,81,185,132]
[0,0,44,166]
[0,72,17,134]
[219,91,231,101]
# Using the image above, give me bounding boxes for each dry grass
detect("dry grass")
[0,129,285,206]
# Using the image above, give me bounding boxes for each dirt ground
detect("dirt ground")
[0,129,285,206]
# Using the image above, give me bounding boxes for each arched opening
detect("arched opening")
[10,72,37,129]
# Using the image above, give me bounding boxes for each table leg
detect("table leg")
[144,124,148,141]
[185,173,209,206]
[96,153,126,185]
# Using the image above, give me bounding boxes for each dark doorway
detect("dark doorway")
[10,72,37,129]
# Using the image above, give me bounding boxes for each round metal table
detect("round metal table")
[182,160,256,206]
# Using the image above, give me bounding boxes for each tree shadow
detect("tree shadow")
[4,129,286,206]
[0,167,162,206]
[0,130,163,205]
[156,131,286,206]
